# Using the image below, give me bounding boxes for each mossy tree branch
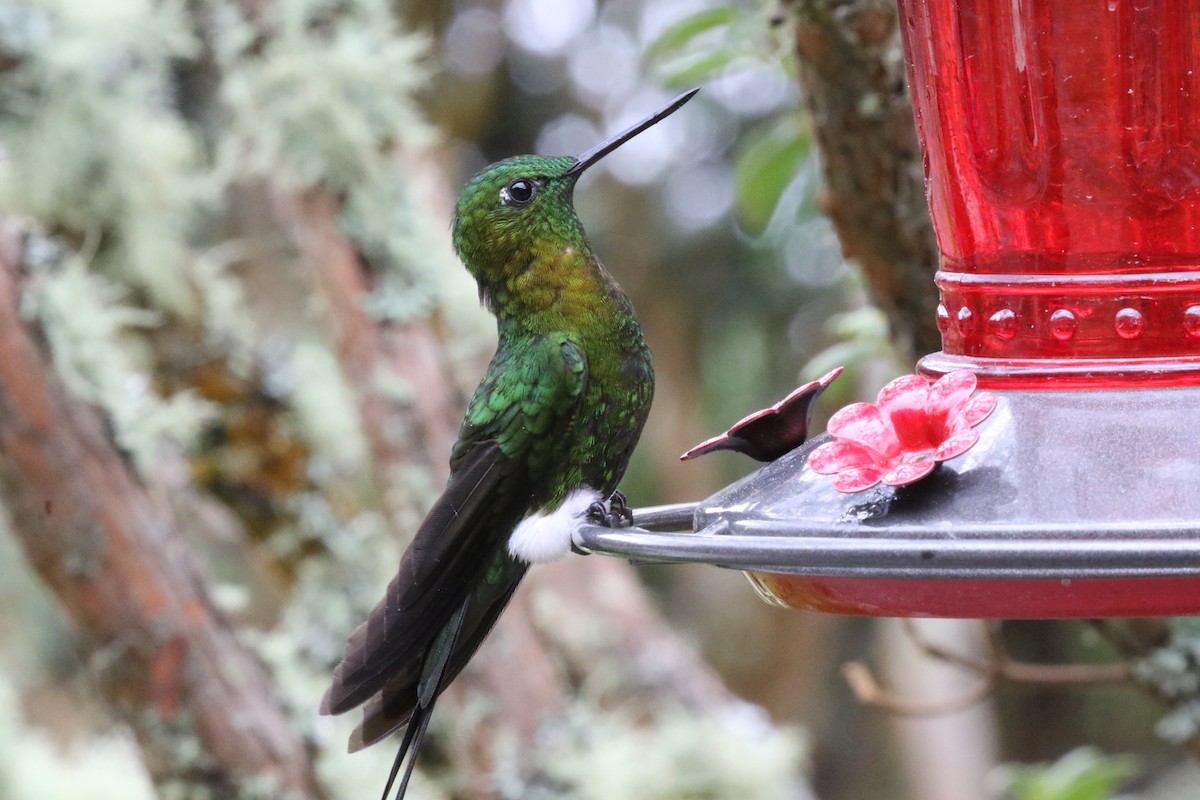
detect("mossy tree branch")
[0,1,811,795]
[0,230,327,799]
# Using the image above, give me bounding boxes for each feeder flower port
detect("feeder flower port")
[807,371,997,493]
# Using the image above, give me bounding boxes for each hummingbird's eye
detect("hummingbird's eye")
[501,179,537,207]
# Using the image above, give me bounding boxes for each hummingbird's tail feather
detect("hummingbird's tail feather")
[378,599,469,800]
[379,700,427,800]
[323,442,532,718]
[351,567,526,751]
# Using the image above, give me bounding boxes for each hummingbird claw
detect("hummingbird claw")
[586,492,634,529]
[609,490,633,524]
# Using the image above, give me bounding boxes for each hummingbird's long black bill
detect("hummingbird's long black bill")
[565,87,700,178]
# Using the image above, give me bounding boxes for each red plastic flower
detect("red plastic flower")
[807,371,997,493]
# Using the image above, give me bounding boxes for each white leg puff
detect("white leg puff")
[508,487,603,564]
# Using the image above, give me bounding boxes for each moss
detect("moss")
[215,0,432,191]
[1137,618,1200,746]
[286,341,370,470]
[191,243,260,373]
[0,0,208,312]
[525,701,807,800]
[0,0,221,470]
[20,247,216,473]
[0,0,457,476]
[0,1,468,797]
[214,0,449,322]
[0,677,157,800]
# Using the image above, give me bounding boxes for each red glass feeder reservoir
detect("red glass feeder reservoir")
[576,0,1200,618]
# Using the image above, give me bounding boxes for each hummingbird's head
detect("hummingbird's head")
[451,154,581,302]
[451,89,699,312]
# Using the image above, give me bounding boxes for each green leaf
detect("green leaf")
[645,7,740,63]
[645,6,751,87]
[735,116,812,234]
[802,306,895,384]
[999,748,1137,800]
[655,49,740,89]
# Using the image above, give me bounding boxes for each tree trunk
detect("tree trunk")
[0,233,326,799]
[791,0,942,362]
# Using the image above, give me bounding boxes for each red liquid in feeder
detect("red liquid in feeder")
[901,0,1200,385]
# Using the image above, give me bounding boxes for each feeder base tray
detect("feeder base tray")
[574,387,1200,618]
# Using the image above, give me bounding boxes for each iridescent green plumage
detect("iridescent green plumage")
[322,90,697,800]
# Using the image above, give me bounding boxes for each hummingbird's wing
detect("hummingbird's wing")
[322,334,589,734]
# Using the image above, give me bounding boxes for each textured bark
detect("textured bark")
[791,0,942,361]
[0,236,326,799]
[276,189,449,532]
[280,188,468,479]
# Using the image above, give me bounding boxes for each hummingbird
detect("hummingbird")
[321,88,699,800]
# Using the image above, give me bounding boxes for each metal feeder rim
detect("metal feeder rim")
[575,515,1200,580]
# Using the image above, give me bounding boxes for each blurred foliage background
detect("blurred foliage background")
[0,0,1199,798]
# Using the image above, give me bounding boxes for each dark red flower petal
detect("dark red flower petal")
[680,367,844,462]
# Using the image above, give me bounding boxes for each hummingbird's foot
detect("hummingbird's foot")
[586,491,634,528]
[609,490,633,524]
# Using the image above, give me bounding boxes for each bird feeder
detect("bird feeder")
[574,0,1200,617]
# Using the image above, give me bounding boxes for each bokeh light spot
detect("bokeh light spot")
[504,0,596,57]
[445,8,506,76]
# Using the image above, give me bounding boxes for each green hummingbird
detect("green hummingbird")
[321,88,698,800]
